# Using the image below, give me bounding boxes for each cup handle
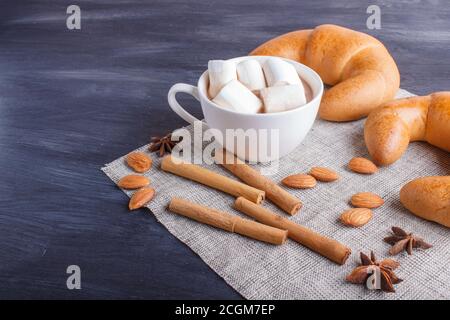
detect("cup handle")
[168,83,204,125]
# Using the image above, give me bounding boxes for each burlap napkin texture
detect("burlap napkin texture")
[102,89,450,300]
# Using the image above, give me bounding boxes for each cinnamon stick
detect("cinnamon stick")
[168,197,288,245]
[234,197,351,265]
[215,149,302,215]
[161,155,265,204]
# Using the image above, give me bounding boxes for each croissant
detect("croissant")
[250,24,400,121]
[364,92,450,165]
[400,176,450,228]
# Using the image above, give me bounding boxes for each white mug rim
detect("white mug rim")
[196,55,324,118]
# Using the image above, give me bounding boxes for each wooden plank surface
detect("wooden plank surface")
[0,0,448,298]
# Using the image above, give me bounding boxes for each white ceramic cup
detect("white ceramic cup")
[167,56,324,162]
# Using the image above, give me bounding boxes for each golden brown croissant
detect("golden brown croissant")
[364,92,450,165]
[250,24,400,121]
[400,176,450,228]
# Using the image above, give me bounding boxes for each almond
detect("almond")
[129,187,155,210]
[118,175,150,189]
[282,174,317,189]
[340,208,373,227]
[126,152,152,173]
[351,192,384,208]
[309,167,339,182]
[348,157,378,174]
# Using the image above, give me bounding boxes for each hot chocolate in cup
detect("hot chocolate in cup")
[168,56,324,162]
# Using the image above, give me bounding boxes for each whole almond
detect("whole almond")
[282,174,317,189]
[348,157,378,174]
[129,187,155,210]
[309,167,339,182]
[118,175,150,189]
[126,152,152,173]
[340,208,373,227]
[351,192,384,208]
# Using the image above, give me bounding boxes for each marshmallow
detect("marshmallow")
[260,84,307,113]
[263,57,302,87]
[212,80,263,114]
[208,60,237,98]
[236,59,266,91]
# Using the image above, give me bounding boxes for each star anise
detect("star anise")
[346,251,402,293]
[384,226,432,256]
[149,133,181,157]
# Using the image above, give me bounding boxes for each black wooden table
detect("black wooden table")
[0,0,449,299]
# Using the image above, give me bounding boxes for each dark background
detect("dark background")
[0,0,449,299]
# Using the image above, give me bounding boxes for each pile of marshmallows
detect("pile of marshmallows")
[208,57,307,114]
